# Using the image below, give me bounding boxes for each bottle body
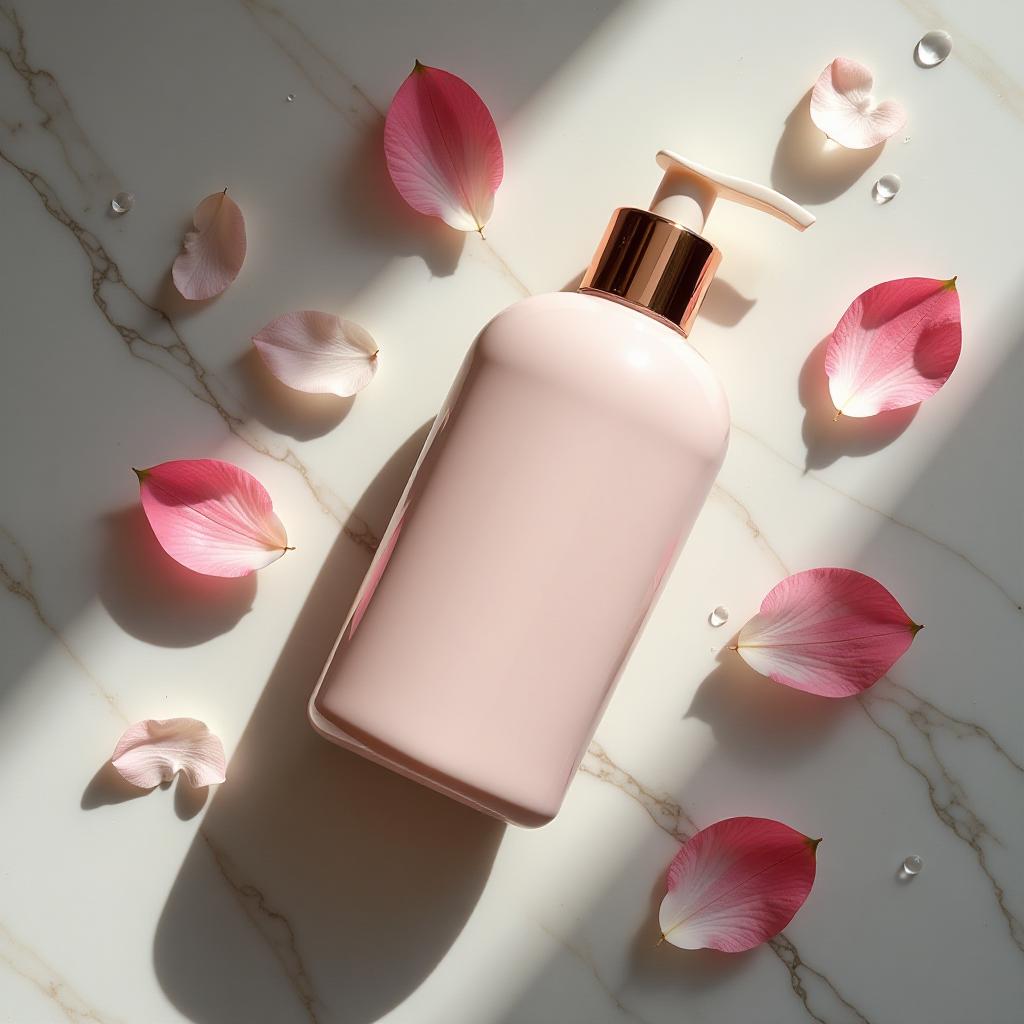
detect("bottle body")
[309,292,729,827]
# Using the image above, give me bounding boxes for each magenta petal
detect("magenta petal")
[172,190,246,300]
[826,277,962,418]
[135,459,289,578]
[111,718,227,789]
[384,62,503,232]
[737,568,921,697]
[659,817,820,953]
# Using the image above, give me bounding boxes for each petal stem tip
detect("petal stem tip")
[413,59,427,72]
[132,466,149,483]
[807,836,823,853]
[910,621,924,635]
[942,276,958,290]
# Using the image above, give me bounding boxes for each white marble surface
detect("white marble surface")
[1,1,1022,1022]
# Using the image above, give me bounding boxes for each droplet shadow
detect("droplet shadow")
[771,90,883,205]
[800,336,917,470]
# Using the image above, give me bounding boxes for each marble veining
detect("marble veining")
[1,1,1021,1022]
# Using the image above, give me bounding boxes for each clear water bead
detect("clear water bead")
[916,30,953,67]
[110,191,135,215]
[902,854,923,876]
[708,606,729,628]
[286,93,295,102]
[872,174,902,204]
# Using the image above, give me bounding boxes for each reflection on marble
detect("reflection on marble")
[1,1,1022,1022]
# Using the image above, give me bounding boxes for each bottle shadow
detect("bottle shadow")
[152,421,505,1024]
[770,90,883,205]
[800,336,918,471]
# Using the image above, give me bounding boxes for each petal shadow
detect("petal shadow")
[800,336,918,470]
[97,505,256,647]
[771,90,883,205]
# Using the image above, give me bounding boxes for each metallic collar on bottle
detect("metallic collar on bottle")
[579,208,721,337]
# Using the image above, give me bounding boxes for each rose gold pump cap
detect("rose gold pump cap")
[580,151,815,337]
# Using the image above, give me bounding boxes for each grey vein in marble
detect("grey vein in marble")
[0,6,377,551]
[861,677,1024,956]
[201,832,321,1024]
[235,0,531,297]
[581,743,873,1024]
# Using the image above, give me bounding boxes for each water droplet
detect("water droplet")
[110,191,135,215]
[286,93,295,102]
[903,136,911,144]
[872,174,902,204]
[916,30,952,67]
[708,605,729,627]
[897,854,924,880]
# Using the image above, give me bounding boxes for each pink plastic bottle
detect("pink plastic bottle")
[310,152,813,826]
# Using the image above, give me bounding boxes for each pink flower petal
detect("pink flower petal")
[659,817,820,953]
[737,568,922,698]
[810,57,907,149]
[134,459,290,578]
[826,277,962,418]
[384,61,503,233]
[172,190,246,300]
[111,718,227,789]
[252,310,379,397]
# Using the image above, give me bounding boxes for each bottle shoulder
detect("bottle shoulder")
[474,291,730,450]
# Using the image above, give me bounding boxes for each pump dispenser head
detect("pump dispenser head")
[580,151,814,336]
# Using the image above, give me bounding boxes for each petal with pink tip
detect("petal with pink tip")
[111,718,227,789]
[172,190,246,300]
[135,459,290,578]
[826,277,962,418]
[659,817,820,953]
[810,57,907,149]
[384,61,503,233]
[252,310,379,397]
[737,568,921,698]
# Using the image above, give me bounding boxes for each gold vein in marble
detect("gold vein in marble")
[861,679,1024,956]
[0,920,117,1024]
[0,524,124,719]
[201,831,321,1024]
[730,422,1023,614]
[580,742,874,1024]
[710,483,791,575]
[536,921,657,1024]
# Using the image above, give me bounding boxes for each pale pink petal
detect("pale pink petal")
[659,817,820,952]
[826,277,962,418]
[810,57,907,149]
[135,459,290,578]
[384,61,503,233]
[111,718,227,789]
[737,568,921,698]
[252,311,379,397]
[172,190,246,300]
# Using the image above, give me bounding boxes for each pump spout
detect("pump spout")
[651,151,815,233]
[580,150,814,337]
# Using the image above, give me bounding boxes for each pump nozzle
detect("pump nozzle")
[650,151,815,234]
[580,151,813,336]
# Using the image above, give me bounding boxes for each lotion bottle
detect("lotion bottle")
[310,151,814,827]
